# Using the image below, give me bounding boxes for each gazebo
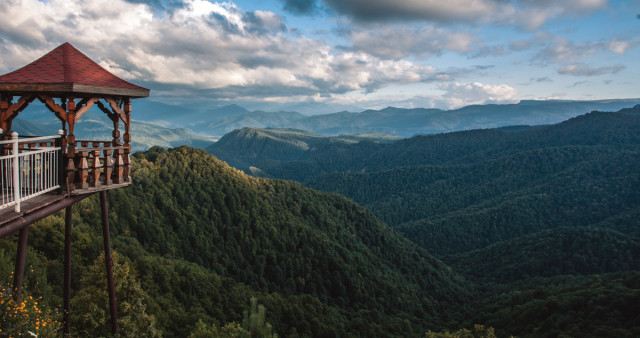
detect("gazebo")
[0,42,149,335]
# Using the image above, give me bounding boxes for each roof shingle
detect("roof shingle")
[0,42,149,98]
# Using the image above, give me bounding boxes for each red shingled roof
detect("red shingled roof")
[0,42,149,98]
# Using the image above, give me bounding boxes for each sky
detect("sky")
[0,0,639,113]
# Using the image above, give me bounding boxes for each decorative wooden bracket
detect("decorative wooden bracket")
[1,95,35,133]
[75,97,100,121]
[38,95,68,122]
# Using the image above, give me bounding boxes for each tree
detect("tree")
[241,297,277,338]
[188,320,246,338]
[425,324,497,338]
[71,251,161,337]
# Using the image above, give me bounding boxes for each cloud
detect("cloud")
[322,0,506,24]
[281,0,319,15]
[342,25,476,60]
[438,82,518,106]
[0,0,455,104]
[533,37,635,65]
[318,0,605,29]
[558,63,625,76]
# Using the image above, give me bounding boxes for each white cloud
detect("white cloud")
[533,36,636,65]
[437,82,518,107]
[0,0,451,103]
[345,25,476,60]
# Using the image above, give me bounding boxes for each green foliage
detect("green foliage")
[466,272,640,337]
[188,320,246,338]
[425,324,497,338]
[104,146,469,335]
[225,110,640,259]
[241,297,277,338]
[71,251,161,337]
[446,227,640,284]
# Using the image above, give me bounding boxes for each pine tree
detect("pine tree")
[241,297,277,338]
[71,251,161,337]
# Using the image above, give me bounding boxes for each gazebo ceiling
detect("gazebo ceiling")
[0,42,149,98]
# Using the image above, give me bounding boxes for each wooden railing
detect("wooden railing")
[67,140,130,192]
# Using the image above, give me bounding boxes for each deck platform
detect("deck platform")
[0,182,130,230]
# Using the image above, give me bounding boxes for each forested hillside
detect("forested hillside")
[205,106,640,337]
[1,146,470,337]
[208,107,640,256]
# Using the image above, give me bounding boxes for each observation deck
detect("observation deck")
[0,42,149,335]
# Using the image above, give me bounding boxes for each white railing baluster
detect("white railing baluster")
[12,132,20,212]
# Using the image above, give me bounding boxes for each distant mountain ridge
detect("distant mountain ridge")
[133,98,640,137]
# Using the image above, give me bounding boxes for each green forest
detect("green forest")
[2,106,640,337]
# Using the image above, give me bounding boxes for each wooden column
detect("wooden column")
[63,206,73,337]
[0,97,10,155]
[100,191,119,334]
[66,98,77,193]
[123,99,131,182]
[12,226,29,302]
[0,96,10,137]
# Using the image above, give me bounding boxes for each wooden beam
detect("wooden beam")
[0,194,92,239]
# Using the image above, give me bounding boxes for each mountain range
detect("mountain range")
[13,98,640,152]
[133,98,640,138]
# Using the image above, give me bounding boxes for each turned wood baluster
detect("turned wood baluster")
[113,148,124,184]
[103,146,113,186]
[76,145,89,190]
[90,141,101,187]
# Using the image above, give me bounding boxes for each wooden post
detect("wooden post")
[1,97,11,156]
[0,96,12,136]
[63,206,72,337]
[123,99,131,182]
[100,190,119,334]
[66,98,77,193]
[12,226,29,302]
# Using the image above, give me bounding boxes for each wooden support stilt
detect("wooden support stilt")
[12,226,29,302]
[63,205,73,337]
[100,190,119,334]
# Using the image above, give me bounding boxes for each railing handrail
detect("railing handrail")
[0,133,63,145]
